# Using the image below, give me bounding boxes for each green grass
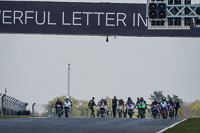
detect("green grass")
[164,118,200,133]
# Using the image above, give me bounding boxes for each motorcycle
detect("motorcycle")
[97,103,108,118]
[151,105,159,118]
[63,99,72,117]
[138,101,146,118]
[126,104,135,118]
[168,104,175,119]
[160,101,168,119]
[56,105,63,118]
[117,105,124,118]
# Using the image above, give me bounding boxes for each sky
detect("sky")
[0,0,200,110]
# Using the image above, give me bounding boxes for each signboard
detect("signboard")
[0,1,200,37]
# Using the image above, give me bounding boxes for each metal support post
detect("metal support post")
[5,96,9,115]
[32,103,36,117]
[2,94,6,115]
[67,63,71,97]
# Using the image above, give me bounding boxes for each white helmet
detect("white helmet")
[66,96,70,99]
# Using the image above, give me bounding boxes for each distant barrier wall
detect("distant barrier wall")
[0,93,29,116]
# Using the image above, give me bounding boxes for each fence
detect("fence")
[32,103,49,117]
[0,93,29,116]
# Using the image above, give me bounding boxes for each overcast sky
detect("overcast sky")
[1,0,200,110]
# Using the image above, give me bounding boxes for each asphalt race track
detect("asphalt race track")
[0,118,183,133]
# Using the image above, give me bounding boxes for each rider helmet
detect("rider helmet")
[57,99,61,102]
[128,97,131,100]
[140,97,144,101]
[66,96,70,99]
[162,97,166,101]
[92,97,95,100]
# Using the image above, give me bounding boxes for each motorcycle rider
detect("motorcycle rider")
[88,97,97,117]
[55,98,63,114]
[125,97,135,117]
[64,96,73,112]
[151,99,159,110]
[139,97,146,105]
[126,97,134,105]
[98,97,109,116]
[151,99,159,117]
[98,97,108,105]
[160,97,167,103]
[151,99,159,106]
[139,97,146,107]
[112,96,118,117]
[118,99,125,117]
[167,98,175,117]
[137,97,147,118]
[159,97,168,115]
[118,99,125,107]
[168,99,175,109]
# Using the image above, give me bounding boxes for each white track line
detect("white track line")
[156,119,187,133]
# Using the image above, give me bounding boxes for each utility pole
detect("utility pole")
[67,63,70,97]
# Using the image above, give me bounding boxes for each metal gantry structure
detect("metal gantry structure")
[147,0,200,29]
[0,93,28,116]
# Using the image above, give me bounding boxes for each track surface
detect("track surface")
[0,118,183,133]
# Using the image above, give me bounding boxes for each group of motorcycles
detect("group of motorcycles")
[117,103,136,118]
[96,101,146,118]
[116,102,146,118]
[55,99,175,119]
[96,100,175,119]
[152,101,175,119]
[55,98,72,118]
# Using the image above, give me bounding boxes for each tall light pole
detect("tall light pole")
[67,63,70,97]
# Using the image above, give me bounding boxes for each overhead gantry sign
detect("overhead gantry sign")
[0,1,199,37]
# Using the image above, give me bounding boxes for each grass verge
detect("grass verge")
[164,118,200,133]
